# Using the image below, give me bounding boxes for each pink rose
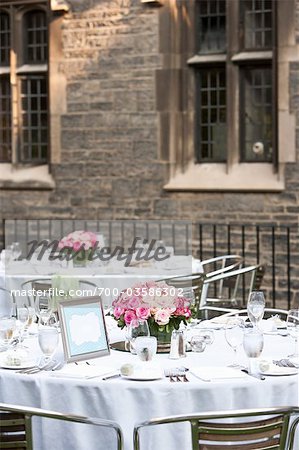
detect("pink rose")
[113,306,125,319]
[174,307,192,318]
[154,309,171,326]
[128,296,141,309]
[136,307,151,321]
[73,241,82,251]
[124,310,137,326]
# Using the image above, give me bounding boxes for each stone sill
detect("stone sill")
[0,164,55,190]
[164,163,285,192]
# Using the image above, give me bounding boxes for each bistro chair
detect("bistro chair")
[201,254,244,279]
[0,402,123,450]
[199,264,266,317]
[133,407,299,450]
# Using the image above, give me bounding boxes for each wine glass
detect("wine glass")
[243,328,264,375]
[225,317,245,367]
[17,307,29,346]
[126,321,150,354]
[0,317,16,349]
[38,327,59,367]
[135,336,157,362]
[35,295,53,326]
[287,309,299,358]
[247,291,265,328]
[10,242,22,261]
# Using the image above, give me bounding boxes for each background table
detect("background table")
[0,323,298,450]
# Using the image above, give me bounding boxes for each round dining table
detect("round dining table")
[0,320,298,450]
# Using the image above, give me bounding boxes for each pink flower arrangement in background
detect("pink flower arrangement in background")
[111,280,192,334]
[58,230,97,251]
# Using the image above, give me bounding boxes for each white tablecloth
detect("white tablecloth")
[0,324,298,450]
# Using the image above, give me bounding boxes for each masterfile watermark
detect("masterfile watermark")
[25,237,170,267]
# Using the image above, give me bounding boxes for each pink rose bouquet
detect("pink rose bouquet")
[58,230,97,251]
[111,280,192,336]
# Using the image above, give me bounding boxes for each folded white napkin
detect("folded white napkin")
[51,363,116,379]
[190,367,247,381]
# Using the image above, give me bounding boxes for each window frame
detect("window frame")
[158,0,297,192]
[0,0,49,167]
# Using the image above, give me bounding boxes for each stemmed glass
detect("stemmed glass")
[35,296,53,326]
[17,307,29,346]
[10,242,22,261]
[38,327,59,368]
[126,321,150,354]
[225,317,245,367]
[0,317,16,349]
[247,291,265,328]
[286,309,299,358]
[243,328,264,375]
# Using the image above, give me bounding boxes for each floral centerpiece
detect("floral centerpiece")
[58,230,97,267]
[111,280,192,348]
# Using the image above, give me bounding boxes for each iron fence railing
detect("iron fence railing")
[1,219,298,310]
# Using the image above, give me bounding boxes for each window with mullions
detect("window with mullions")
[192,0,275,165]
[0,4,48,165]
[196,68,226,162]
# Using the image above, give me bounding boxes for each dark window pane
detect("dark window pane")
[0,76,11,161]
[0,12,10,66]
[196,68,227,162]
[197,0,226,54]
[24,10,47,64]
[241,67,272,162]
[19,75,48,162]
[244,0,272,49]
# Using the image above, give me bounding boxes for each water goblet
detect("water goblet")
[286,309,299,358]
[243,328,264,375]
[135,336,157,362]
[225,317,245,367]
[38,327,59,368]
[0,317,16,349]
[126,321,150,355]
[247,291,265,328]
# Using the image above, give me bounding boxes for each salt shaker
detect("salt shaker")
[177,330,186,358]
[169,330,180,359]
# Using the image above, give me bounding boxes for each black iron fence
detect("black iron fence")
[1,219,298,310]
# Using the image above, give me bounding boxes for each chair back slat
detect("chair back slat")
[0,411,29,449]
[197,414,286,449]
[198,442,280,450]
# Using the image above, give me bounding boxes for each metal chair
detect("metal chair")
[199,264,266,314]
[133,407,299,450]
[201,254,244,279]
[217,307,288,320]
[0,402,123,450]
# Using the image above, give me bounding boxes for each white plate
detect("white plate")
[0,360,36,370]
[122,370,163,381]
[260,365,298,376]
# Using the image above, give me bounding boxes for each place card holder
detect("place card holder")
[58,296,110,363]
